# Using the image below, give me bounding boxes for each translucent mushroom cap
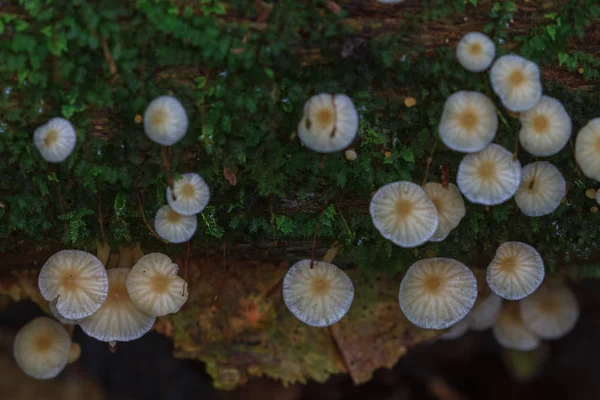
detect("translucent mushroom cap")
[38,250,109,320]
[457,144,522,205]
[520,283,579,340]
[67,343,81,364]
[13,317,71,379]
[143,95,189,145]
[490,55,542,112]
[166,173,210,216]
[514,162,566,217]
[399,258,478,330]
[154,205,197,243]
[48,299,81,325]
[422,183,466,242]
[282,260,354,327]
[370,181,439,247]
[126,253,189,317]
[297,93,359,153]
[440,318,469,340]
[575,118,600,181]
[519,96,572,157]
[438,91,498,153]
[493,302,540,351]
[486,242,545,300]
[468,292,502,331]
[33,117,77,163]
[79,268,156,343]
[456,32,496,73]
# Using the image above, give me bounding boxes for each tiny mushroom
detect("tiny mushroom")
[493,302,540,351]
[514,162,566,217]
[33,117,77,163]
[456,32,496,73]
[370,181,439,248]
[422,182,466,242]
[399,258,478,330]
[154,205,197,243]
[297,93,359,153]
[519,96,572,157]
[166,173,210,216]
[143,95,189,146]
[283,260,354,327]
[486,242,545,300]
[575,118,600,181]
[490,55,542,112]
[468,291,503,331]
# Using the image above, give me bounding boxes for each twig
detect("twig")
[97,182,106,244]
[134,178,161,240]
[101,35,119,82]
[421,136,438,186]
[269,193,278,247]
[161,146,174,189]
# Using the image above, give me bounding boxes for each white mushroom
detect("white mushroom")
[519,96,571,157]
[143,95,189,145]
[575,118,600,181]
[514,162,566,217]
[166,173,210,216]
[493,302,540,351]
[33,117,77,163]
[468,292,503,331]
[490,55,542,112]
[456,32,496,72]
[422,182,466,242]
[154,205,197,243]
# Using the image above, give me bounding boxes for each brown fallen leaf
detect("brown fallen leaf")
[224,167,237,186]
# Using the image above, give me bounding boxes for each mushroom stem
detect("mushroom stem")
[109,341,117,353]
[160,146,174,189]
[134,176,161,240]
[421,136,438,186]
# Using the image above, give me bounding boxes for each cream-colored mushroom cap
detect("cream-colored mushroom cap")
[48,299,81,325]
[33,117,77,163]
[519,96,571,156]
[575,118,600,181]
[490,55,542,112]
[438,91,498,153]
[456,32,496,73]
[67,343,81,364]
[457,144,521,205]
[468,292,502,331]
[440,318,469,340]
[126,253,189,317]
[143,95,188,145]
[13,317,71,379]
[283,260,354,327]
[166,173,210,216]
[422,183,466,242]
[486,242,545,300]
[297,93,359,153]
[370,181,439,247]
[514,162,566,217]
[493,302,540,351]
[154,205,197,243]
[399,258,478,330]
[520,283,579,340]
[79,268,156,343]
[38,250,109,320]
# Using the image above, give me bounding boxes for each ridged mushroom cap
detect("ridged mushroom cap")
[38,250,109,320]
[399,258,478,330]
[297,93,359,153]
[490,55,542,112]
[48,299,81,325]
[519,96,571,156]
[166,173,210,216]
[143,96,188,145]
[283,260,354,327]
[520,283,579,340]
[486,242,545,300]
[575,118,600,181]
[467,292,503,331]
[438,91,498,153]
[422,183,466,242]
[126,253,189,317]
[514,162,566,217]
[456,32,495,72]
[79,268,156,343]
[33,117,77,163]
[370,181,439,247]
[154,205,197,243]
[440,318,469,340]
[457,143,521,205]
[493,302,540,351]
[13,317,71,379]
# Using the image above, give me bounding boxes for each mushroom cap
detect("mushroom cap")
[438,91,498,153]
[297,93,359,153]
[468,292,503,331]
[457,143,522,205]
[456,32,496,73]
[38,250,109,320]
[575,118,600,181]
[48,299,81,325]
[143,96,188,146]
[79,268,156,343]
[519,96,572,157]
[519,283,579,340]
[126,253,189,317]
[514,162,566,217]
[493,302,540,351]
[490,55,542,112]
[282,260,354,327]
[422,183,466,242]
[399,258,478,330]
[486,242,545,300]
[440,318,469,340]
[166,173,210,216]
[154,205,197,243]
[13,317,71,379]
[370,181,439,247]
[67,343,81,364]
[33,117,77,163]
